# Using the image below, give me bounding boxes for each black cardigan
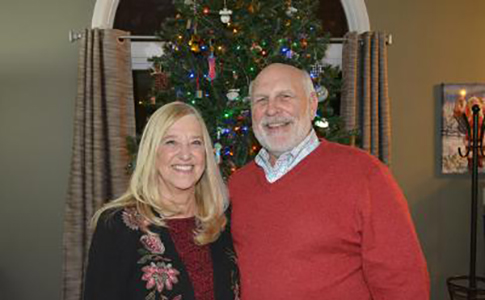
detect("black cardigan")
[82,208,240,300]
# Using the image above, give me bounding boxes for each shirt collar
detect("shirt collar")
[255,129,320,182]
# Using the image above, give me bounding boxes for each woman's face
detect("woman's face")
[156,114,206,197]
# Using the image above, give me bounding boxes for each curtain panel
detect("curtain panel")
[62,28,136,300]
[341,31,392,165]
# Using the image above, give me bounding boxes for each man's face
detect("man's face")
[251,64,317,161]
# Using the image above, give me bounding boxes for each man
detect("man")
[228,63,429,299]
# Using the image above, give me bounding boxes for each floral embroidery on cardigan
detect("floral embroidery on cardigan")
[226,248,241,300]
[122,208,182,300]
[141,262,180,294]
[122,207,145,230]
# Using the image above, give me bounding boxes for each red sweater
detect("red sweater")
[229,140,429,300]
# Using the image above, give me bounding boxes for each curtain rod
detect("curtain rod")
[69,30,392,45]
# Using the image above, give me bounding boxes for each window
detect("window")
[93,0,369,69]
[91,0,369,132]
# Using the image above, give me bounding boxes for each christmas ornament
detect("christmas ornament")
[316,85,329,102]
[315,118,329,129]
[219,1,232,24]
[188,35,201,53]
[196,74,202,98]
[151,65,169,91]
[285,49,293,59]
[226,88,240,101]
[311,63,325,76]
[214,143,222,164]
[208,53,217,81]
[219,8,232,23]
[251,43,263,52]
[286,6,298,17]
[300,38,308,48]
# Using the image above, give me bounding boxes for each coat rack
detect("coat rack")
[447,96,485,299]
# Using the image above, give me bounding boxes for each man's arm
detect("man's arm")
[360,163,430,300]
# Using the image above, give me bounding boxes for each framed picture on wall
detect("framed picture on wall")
[441,83,485,174]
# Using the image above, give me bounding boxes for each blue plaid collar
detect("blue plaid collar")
[255,130,320,183]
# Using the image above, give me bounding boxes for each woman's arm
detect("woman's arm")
[82,210,134,300]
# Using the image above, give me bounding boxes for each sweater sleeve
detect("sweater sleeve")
[82,210,135,300]
[360,163,430,300]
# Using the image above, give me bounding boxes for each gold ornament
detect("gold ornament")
[188,35,202,53]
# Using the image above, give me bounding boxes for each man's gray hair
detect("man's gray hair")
[248,65,317,104]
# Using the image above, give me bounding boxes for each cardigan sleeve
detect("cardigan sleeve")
[360,163,430,300]
[82,210,136,300]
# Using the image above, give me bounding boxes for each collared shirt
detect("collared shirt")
[255,129,320,183]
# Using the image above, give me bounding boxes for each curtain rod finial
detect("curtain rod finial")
[69,30,84,43]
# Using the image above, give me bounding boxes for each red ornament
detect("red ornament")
[208,53,216,81]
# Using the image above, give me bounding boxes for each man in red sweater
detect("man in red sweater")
[228,63,429,299]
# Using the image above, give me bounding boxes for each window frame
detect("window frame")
[91,0,370,69]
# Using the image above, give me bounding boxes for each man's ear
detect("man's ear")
[309,92,319,120]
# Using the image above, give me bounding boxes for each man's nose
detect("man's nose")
[265,98,279,116]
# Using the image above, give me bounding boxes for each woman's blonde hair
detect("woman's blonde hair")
[92,101,228,245]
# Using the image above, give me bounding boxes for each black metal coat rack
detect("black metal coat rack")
[448,104,485,299]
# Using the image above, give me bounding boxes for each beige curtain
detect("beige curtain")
[341,31,392,165]
[62,29,136,300]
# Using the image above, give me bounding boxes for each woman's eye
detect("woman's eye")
[192,140,203,146]
[164,139,176,145]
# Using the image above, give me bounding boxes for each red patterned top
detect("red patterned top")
[167,217,214,300]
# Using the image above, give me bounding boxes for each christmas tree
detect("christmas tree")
[145,0,349,178]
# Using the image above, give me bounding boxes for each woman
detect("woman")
[83,102,240,300]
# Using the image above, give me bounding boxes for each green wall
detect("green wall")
[1,0,484,299]
[365,0,485,299]
[0,0,95,299]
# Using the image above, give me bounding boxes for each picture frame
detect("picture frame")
[441,83,485,174]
